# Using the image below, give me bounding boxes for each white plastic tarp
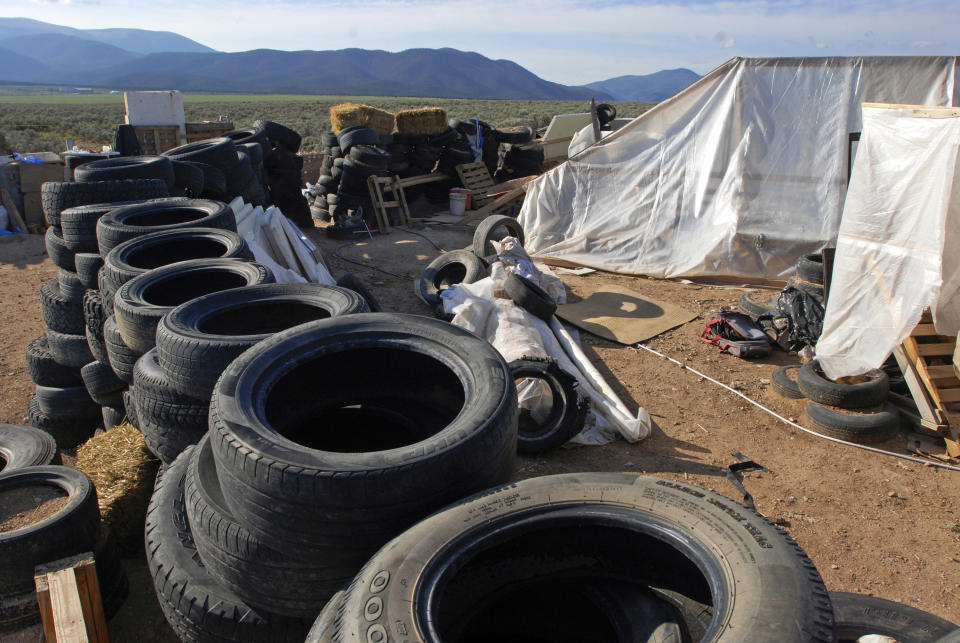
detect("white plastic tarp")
[815,105,960,379]
[520,56,960,281]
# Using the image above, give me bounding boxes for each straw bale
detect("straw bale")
[75,423,160,554]
[395,107,448,135]
[330,103,395,136]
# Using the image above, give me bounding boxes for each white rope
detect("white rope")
[633,343,960,473]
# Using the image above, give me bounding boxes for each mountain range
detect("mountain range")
[0,17,698,100]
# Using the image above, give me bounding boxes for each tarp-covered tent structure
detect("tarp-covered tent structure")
[519,56,960,281]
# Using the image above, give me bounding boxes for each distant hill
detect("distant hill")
[0,17,214,54]
[0,33,138,74]
[585,69,700,102]
[0,46,55,83]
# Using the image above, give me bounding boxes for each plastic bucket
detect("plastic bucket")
[450,188,472,210]
[449,191,468,216]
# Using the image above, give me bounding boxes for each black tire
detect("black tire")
[255,120,302,153]
[91,524,129,618]
[0,465,100,596]
[74,156,175,191]
[330,473,833,643]
[0,424,60,473]
[27,396,96,448]
[790,276,824,299]
[192,162,228,200]
[472,214,525,258]
[101,405,127,430]
[805,401,899,444]
[830,591,957,642]
[797,253,824,284]
[44,226,76,271]
[772,365,804,399]
[171,160,205,195]
[41,179,169,228]
[224,125,270,150]
[115,258,272,353]
[25,335,83,387]
[509,357,588,453]
[414,249,487,306]
[132,349,211,464]
[337,126,379,153]
[122,390,138,429]
[321,132,339,148]
[241,141,264,165]
[103,227,252,296]
[34,384,99,418]
[103,316,140,385]
[348,145,390,169]
[329,146,343,159]
[504,273,557,320]
[83,289,107,338]
[96,197,234,255]
[226,152,256,195]
[163,137,239,171]
[45,328,94,367]
[145,448,312,642]
[185,436,358,617]
[496,126,534,144]
[335,273,382,312]
[75,252,104,290]
[798,360,889,409]
[596,103,617,125]
[156,283,367,400]
[40,278,85,334]
[57,269,85,302]
[87,326,109,365]
[80,360,127,407]
[208,313,518,549]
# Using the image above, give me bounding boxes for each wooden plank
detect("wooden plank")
[457,186,526,225]
[916,342,956,357]
[35,554,108,643]
[892,346,946,428]
[1,188,29,232]
[397,173,446,189]
[861,102,960,118]
[939,389,960,403]
[912,323,939,336]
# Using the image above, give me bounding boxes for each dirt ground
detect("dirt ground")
[1,219,958,637]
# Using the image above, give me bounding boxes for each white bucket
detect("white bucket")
[449,191,467,216]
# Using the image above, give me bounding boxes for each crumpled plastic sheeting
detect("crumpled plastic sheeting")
[230,198,335,285]
[442,261,623,445]
[816,106,960,379]
[492,236,567,304]
[519,56,959,281]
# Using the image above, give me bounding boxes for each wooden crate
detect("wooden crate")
[133,126,182,154]
[185,121,234,143]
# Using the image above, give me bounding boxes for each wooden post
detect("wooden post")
[1,188,30,232]
[34,553,108,643]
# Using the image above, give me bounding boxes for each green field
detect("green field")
[0,91,653,153]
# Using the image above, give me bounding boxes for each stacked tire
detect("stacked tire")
[0,450,127,635]
[790,252,826,301]
[796,359,899,444]
[307,131,343,222]
[335,126,390,224]
[145,312,517,638]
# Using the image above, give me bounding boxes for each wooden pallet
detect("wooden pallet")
[133,126,181,154]
[899,311,960,456]
[455,162,495,209]
[185,121,233,143]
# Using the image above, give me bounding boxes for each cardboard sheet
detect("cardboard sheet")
[556,284,696,344]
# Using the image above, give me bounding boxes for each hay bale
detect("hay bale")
[395,107,448,135]
[75,423,159,554]
[330,103,395,136]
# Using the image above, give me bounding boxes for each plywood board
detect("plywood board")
[556,284,696,344]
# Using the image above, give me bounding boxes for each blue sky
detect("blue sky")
[8,0,960,84]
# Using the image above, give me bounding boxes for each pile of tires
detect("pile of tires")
[494,138,543,182]
[308,472,837,642]
[145,313,518,638]
[0,429,127,635]
[792,359,899,444]
[450,119,534,179]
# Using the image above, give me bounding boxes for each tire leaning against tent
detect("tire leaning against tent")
[508,357,588,453]
[772,365,805,399]
[185,436,360,618]
[114,258,273,354]
[336,273,382,312]
[829,591,957,642]
[0,424,60,473]
[797,253,825,285]
[156,283,367,400]
[804,400,900,444]
[414,249,487,307]
[797,359,889,409]
[145,447,312,642]
[95,197,234,256]
[132,349,210,464]
[208,313,518,549]
[0,466,101,596]
[326,472,834,643]
[504,273,557,321]
[472,214,525,259]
